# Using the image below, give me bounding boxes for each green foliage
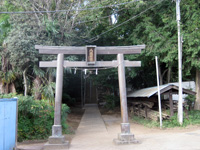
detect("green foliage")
[188,110,200,125]
[0,93,70,142]
[92,68,119,95]
[133,116,159,128]
[0,70,17,84]
[185,95,196,109]
[133,111,200,128]
[41,82,56,105]
[162,115,183,128]
[62,93,76,106]
[104,95,120,110]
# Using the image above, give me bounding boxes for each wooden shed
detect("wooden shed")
[127,83,196,118]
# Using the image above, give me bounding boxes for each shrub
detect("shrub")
[104,95,120,110]
[62,93,76,106]
[0,93,70,142]
[185,95,195,110]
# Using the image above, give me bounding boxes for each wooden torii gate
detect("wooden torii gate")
[35,45,145,149]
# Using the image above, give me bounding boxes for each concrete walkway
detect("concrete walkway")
[69,104,111,150]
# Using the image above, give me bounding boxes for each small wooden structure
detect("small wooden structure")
[127,83,196,120]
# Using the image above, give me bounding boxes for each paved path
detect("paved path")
[69,104,111,150]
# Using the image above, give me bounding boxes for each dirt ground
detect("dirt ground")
[65,107,85,143]
[99,106,200,135]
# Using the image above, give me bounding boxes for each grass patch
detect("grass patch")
[132,110,200,128]
[133,116,159,128]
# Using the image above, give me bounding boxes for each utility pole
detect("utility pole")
[176,0,183,125]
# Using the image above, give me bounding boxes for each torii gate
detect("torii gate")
[35,45,145,149]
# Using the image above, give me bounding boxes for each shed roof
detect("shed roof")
[127,83,196,98]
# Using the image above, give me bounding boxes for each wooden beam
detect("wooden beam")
[172,85,196,95]
[39,60,141,68]
[169,90,174,117]
[35,45,145,55]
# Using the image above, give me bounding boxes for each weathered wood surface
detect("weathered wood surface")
[118,54,129,124]
[39,60,141,68]
[169,90,174,116]
[131,106,170,121]
[130,101,170,121]
[35,45,145,55]
[131,101,154,108]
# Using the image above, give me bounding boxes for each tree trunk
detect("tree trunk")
[23,69,28,96]
[49,74,54,83]
[33,76,42,100]
[9,83,16,93]
[5,83,9,94]
[158,61,163,85]
[0,80,4,94]
[167,66,171,83]
[195,69,200,110]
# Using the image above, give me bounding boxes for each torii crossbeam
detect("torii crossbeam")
[35,45,145,149]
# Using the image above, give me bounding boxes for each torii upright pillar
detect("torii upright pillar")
[43,53,69,150]
[113,54,138,144]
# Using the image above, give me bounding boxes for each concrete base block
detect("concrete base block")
[48,136,65,144]
[121,123,130,133]
[113,133,139,145]
[52,125,62,137]
[43,141,69,150]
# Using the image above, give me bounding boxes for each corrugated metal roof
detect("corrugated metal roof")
[127,84,174,98]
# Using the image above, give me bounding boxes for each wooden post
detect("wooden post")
[114,54,138,144]
[169,90,174,117]
[118,54,129,124]
[84,76,86,106]
[52,53,64,136]
[81,70,84,108]
[43,53,69,150]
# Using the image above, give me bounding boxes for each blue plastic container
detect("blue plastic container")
[0,98,18,150]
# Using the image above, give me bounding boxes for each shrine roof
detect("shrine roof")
[127,83,195,98]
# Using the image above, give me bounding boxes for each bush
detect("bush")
[185,95,195,110]
[62,93,76,106]
[104,95,120,110]
[0,93,70,142]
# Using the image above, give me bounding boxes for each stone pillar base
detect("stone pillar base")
[52,125,62,137]
[113,133,139,145]
[43,136,69,150]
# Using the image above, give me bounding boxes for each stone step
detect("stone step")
[16,143,44,150]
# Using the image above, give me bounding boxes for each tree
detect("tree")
[181,0,200,109]
[0,1,17,94]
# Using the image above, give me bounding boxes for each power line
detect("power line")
[75,15,110,24]
[0,0,141,14]
[85,0,166,44]
[75,7,128,25]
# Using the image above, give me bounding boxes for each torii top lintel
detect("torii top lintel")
[35,45,145,55]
